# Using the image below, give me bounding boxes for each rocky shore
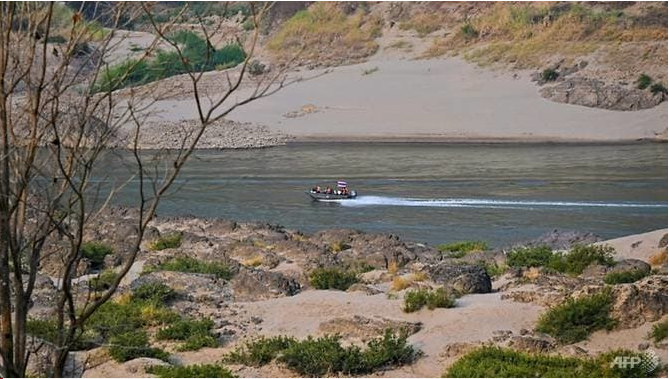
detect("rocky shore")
[27,207,668,377]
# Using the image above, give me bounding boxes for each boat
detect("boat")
[306,190,357,201]
[306,180,357,201]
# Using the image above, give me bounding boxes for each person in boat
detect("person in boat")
[325,186,332,194]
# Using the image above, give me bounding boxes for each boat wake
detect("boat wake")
[336,196,666,209]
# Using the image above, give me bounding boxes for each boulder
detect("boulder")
[610,275,668,328]
[123,357,169,374]
[427,263,492,294]
[231,267,300,301]
[540,77,665,111]
[318,315,421,341]
[507,335,556,353]
[520,229,600,250]
[609,259,651,275]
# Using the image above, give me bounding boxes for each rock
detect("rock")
[659,233,668,248]
[507,335,556,353]
[103,253,122,268]
[519,328,530,336]
[520,230,600,250]
[638,342,650,351]
[492,329,513,342]
[541,77,665,111]
[610,275,668,328]
[123,357,169,374]
[231,267,300,301]
[346,283,383,295]
[318,315,422,341]
[439,342,478,360]
[609,259,651,275]
[582,264,609,277]
[428,263,492,294]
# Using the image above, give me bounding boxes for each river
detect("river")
[96,142,668,247]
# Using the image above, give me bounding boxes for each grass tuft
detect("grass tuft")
[403,288,455,313]
[309,268,358,290]
[147,364,236,378]
[150,256,233,279]
[603,269,647,284]
[149,233,182,251]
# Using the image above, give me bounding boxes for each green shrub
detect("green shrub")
[46,35,67,43]
[89,269,117,291]
[507,245,556,268]
[403,288,455,313]
[444,346,657,377]
[152,256,233,279]
[156,318,214,340]
[132,282,176,303]
[637,73,652,89]
[81,242,113,266]
[648,321,667,343]
[650,82,668,95]
[247,60,266,76]
[224,335,297,367]
[147,364,236,378]
[438,241,488,257]
[156,318,218,351]
[108,330,169,362]
[225,331,417,376]
[562,245,615,275]
[604,269,647,284]
[26,318,95,350]
[309,268,358,290]
[150,233,182,251]
[279,331,418,376]
[541,68,559,81]
[85,301,144,339]
[535,289,616,344]
[461,23,479,39]
[177,334,219,352]
[507,244,614,275]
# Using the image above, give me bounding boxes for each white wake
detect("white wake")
[337,196,666,209]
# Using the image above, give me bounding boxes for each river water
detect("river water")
[97,142,667,247]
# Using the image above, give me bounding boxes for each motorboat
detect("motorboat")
[306,180,356,201]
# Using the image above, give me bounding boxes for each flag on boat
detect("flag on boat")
[337,180,348,188]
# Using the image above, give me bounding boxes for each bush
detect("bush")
[403,288,455,313]
[438,241,488,257]
[46,35,67,44]
[604,269,647,284]
[147,364,236,378]
[108,330,169,362]
[81,241,113,267]
[329,241,350,252]
[650,82,668,95]
[535,289,616,344]
[541,68,559,81]
[648,322,667,343]
[507,245,556,268]
[132,282,176,303]
[156,318,218,351]
[507,244,614,275]
[156,318,214,340]
[149,233,182,251]
[224,336,297,367]
[280,331,418,376]
[460,23,479,39]
[247,60,266,76]
[153,256,233,279]
[309,268,358,290]
[444,346,657,377]
[89,269,117,291]
[225,331,417,376]
[562,245,614,275]
[637,73,652,89]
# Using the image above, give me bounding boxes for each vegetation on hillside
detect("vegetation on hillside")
[267,2,382,64]
[96,30,245,92]
[424,2,667,73]
[506,244,615,275]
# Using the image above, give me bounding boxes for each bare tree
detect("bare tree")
[0,2,301,377]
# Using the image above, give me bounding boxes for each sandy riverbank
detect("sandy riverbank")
[142,57,668,143]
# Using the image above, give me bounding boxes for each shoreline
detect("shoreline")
[287,135,668,145]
